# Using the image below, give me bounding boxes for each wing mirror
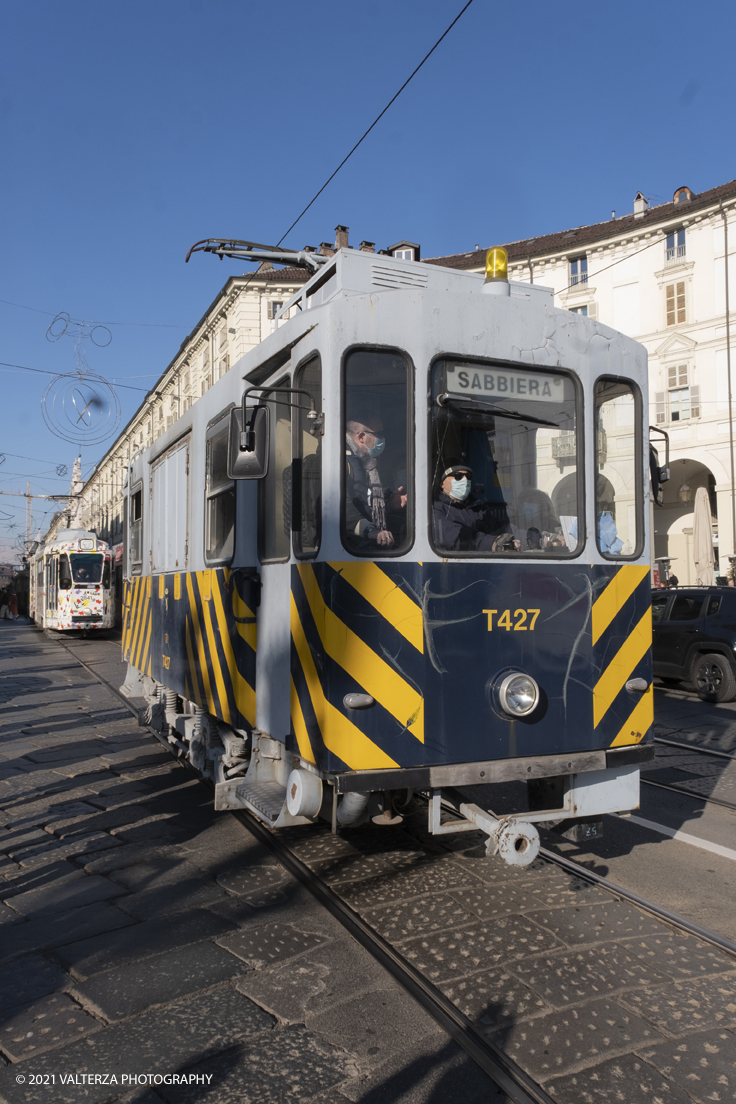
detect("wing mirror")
[649,426,670,507]
[227,405,269,479]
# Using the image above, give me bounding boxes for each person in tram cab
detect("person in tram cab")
[345,413,407,550]
[432,461,520,552]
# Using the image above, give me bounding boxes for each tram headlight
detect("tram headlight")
[497,672,539,717]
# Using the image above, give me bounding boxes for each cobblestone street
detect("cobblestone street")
[1,621,736,1104]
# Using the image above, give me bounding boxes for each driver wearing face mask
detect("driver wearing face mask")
[432,462,517,553]
[346,415,407,550]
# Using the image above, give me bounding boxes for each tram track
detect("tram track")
[649,735,736,810]
[53,632,550,1104]
[53,630,736,1104]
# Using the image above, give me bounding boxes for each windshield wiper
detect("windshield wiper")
[437,393,561,429]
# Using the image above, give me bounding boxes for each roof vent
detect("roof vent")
[634,191,648,219]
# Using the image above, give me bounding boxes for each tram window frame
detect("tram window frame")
[293,353,322,559]
[427,354,585,559]
[340,345,415,559]
[129,483,143,575]
[59,554,73,590]
[594,375,644,561]
[204,414,236,566]
[258,374,293,564]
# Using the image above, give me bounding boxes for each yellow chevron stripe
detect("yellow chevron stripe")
[187,573,216,714]
[299,564,424,743]
[134,595,150,672]
[290,675,315,762]
[185,616,203,707]
[128,577,145,666]
[139,607,152,676]
[232,583,257,650]
[592,565,650,645]
[291,593,397,770]
[610,684,653,746]
[124,577,138,659]
[211,574,255,726]
[593,607,652,728]
[200,571,232,726]
[328,561,423,653]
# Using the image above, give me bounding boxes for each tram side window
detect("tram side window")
[59,555,72,590]
[205,420,235,564]
[342,349,412,556]
[595,378,642,558]
[130,486,143,570]
[294,356,322,558]
[259,377,292,562]
[102,558,111,588]
[430,359,581,556]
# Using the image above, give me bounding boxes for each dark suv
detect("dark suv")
[652,586,736,702]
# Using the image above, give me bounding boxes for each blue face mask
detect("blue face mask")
[450,477,470,501]
[366,436,385,458]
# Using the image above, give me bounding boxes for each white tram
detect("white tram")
[31,529,115,632]
[120,244,664,865]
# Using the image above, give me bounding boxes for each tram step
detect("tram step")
[236,780,286,822]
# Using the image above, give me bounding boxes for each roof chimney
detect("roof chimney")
[359,241,375,253]
[335,225,349,250]
[319,242,335,257]
[634,191,648,219]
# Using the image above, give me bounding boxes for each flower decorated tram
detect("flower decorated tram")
[30,528,114,632]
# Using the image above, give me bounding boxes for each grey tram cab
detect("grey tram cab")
[121,244,655,865]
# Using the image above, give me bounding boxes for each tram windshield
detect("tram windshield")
[430,359,581,556]
[70,553,104,583]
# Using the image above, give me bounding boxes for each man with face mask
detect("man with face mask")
[432,462,517,553]
[346,415,406,550]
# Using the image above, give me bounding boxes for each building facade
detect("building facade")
[429,179,736,582]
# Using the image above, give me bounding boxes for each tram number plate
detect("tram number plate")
[483,609,540,631]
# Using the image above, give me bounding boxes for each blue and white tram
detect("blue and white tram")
[121,244,660,864]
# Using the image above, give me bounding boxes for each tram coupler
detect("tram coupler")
[429,788,541,867]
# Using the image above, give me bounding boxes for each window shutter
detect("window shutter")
[690,385,700,418]
[666,284,675,326]
[587,302,598,320]
[676,281,686,323]
[655,391,666,424]
[668,365,677,387]
[678,363,688,386]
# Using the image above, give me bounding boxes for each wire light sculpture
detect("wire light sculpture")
[41,313,121,446]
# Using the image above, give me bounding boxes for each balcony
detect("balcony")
[666,244,686,265]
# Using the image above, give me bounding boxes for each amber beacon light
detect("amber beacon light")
[482,246,510,296]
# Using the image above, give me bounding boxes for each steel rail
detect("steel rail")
[539,847,736,958]
[51,631,553,1104]
[654,735,736,761]
[641,775,736,812]
[54,632,736,1089]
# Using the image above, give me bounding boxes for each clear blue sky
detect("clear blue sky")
[1,0,734,559]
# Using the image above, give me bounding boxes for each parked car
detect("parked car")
[652,586,736,702]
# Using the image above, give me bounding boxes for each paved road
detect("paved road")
[0,623,502,1104]
[2,622,736,1104]
[540,684,736,944]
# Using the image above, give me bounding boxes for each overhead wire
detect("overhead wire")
[0,297,186,328]
[275,0,475,248]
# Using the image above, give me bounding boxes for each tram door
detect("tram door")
[255,358,322,742]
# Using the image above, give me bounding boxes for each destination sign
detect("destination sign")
[445,364,568,404]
